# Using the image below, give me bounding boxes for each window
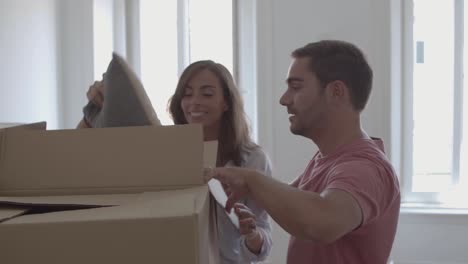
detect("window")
[402,0,468,206]
[93,0,114,80]
[91,0,237,125]
[139,0,179,125]
[139,0,234,125]
[91,0,257,135]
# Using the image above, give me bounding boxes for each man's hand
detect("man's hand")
[205,167,260,212]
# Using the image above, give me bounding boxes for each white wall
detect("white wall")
[392,211,468,264]
[255,0,467,263]
[56,0,94,128]
[0,0,94,129]
[0,0,59,128]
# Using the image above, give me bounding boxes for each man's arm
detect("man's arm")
[214,168,362,244]
[249,172,362,243]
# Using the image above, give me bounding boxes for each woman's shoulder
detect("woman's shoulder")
[244,145,268,161]
[242,145,272,176]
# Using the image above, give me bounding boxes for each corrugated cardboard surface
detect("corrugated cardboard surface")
[0,193,139,222]
[0,187,217,264]
[0,124,220,263]
[0,206,28,223]
[0,124,203,196]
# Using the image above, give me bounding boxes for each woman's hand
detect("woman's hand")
[86,80,105,108]
[77,79,105,128]
[234,203,264,255]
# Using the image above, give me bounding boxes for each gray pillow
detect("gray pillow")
[83,53,161,128]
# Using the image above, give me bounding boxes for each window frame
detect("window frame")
[97,0,258,137]
[400,0,467,205]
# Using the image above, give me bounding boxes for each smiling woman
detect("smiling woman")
[78,59,273,263]
[180,68,228,141]
[169,60,251,167]
[168,60,274,263]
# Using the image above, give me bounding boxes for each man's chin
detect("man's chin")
[289,125,302,136]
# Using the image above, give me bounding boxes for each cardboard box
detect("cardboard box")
[0,124,220,263]
[0,123,207,196]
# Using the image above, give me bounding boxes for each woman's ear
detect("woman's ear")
[222,99,229,112]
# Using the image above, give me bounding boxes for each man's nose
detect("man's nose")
[279,91,290,106]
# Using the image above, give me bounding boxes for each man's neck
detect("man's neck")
[310,115,368,156]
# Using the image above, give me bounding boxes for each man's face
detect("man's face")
[279,57,329,137]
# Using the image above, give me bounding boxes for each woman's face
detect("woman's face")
[181,69,228,139]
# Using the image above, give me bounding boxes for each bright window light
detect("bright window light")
[411,0,454,193]
[188,0,233,73]
[139,0,233,125]
[93,0,114,80]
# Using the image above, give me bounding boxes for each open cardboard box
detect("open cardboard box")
[0,123,227,264]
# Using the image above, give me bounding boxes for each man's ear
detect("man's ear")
[329,80,346,98]
[325,80,348,105]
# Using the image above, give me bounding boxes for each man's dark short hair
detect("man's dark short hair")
[292,40,373,111]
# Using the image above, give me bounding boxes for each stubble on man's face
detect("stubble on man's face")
[290,89,328,138]
[283,57,328,138]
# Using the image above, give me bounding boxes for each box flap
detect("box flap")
[202,140,239,229]
[203,140,218,167]
[0,193,139,222]
[208,179,240,229]
[1,186,209,224]
[0,193,138,207]
[0,124,204,196]
[0,186,217,264]
[0,122,46,151]
[0,122,46,132]
[0,206,29,222]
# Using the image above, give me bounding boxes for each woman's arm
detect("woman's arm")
[238,147,273,261]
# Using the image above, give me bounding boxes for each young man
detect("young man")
[207,40,400,264]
